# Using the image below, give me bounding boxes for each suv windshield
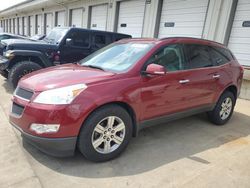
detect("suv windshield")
[43,28,68,44]
[80,42,154,72]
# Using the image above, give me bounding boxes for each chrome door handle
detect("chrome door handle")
[179,79,190,84]
[213,75,220,79]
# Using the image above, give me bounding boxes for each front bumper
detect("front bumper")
[11,121,77,157]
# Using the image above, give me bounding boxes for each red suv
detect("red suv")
[9,38,243,162]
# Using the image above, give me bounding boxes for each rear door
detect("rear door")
[59,30,91,63]
[183,44,219,106]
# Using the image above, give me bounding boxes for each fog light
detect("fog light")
[30,124,60,134]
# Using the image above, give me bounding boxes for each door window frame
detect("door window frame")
[141,43,188,74]
[63,30,91,49]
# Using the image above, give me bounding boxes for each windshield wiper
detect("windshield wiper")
[82,65,105,71]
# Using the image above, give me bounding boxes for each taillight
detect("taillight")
[52,51,60,65]
[54,54,60,61]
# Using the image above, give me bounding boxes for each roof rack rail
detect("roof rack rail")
[159,37,224,46]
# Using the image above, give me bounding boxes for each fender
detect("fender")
[7,50,53,68]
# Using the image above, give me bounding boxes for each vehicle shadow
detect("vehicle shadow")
[23,111,250,178]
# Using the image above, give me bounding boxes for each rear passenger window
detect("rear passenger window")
[185,44,213,69]
[209,47,229,66]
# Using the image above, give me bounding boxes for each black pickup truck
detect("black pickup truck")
[0,27,131,87]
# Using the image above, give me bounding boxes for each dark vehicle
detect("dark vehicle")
[10,38,243,162]
[0,33,28,42]
[30,34,46,40]
[0,27,131,87]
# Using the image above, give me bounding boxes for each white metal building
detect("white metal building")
[0,0,249,67]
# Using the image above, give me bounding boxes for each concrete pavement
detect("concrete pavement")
[0,77,250,188]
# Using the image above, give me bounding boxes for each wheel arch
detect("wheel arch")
[9,56,47,69]
[7,50,53,70]
[79,101,138,138]
[224,85,238,100]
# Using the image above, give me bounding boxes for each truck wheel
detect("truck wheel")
[207,91,236,125]
[78,105,133,162]
[8,61,42,88]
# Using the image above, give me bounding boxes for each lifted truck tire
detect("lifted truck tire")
[8,61,42,88]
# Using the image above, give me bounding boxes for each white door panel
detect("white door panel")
[228,0,250,66]
[158,0,209,38]
[71,8,83,27]
[117,0,146,37]
[56,11,65,27]
[46,13,53,34]
[90,4,108,31]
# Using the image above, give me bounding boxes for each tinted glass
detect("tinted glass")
[67,31,90,47]
[209,47,229,66]
[94,34,107,48]
[212,47,234,62]
[185,44,212,69]
[149,44,185,72]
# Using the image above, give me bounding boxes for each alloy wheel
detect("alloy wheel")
[220,97,233,120]
[91,116,126,154]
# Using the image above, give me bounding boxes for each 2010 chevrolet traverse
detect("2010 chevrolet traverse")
[9,37,243,162]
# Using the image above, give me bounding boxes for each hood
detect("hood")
[19,64,116,92]
[1,39,57,50]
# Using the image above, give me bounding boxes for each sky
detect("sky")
[0,0,27,11]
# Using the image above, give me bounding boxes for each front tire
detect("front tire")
[78,105,133,162]
[208,91,236,125]
[8,61,42,88]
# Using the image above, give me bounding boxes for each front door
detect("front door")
[59,30,91,64]
[140,44,194,120]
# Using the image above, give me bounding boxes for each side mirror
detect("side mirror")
[144,64,166,76]
[65,38,73,46]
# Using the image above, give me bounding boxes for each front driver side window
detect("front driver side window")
[149,44,185,72]
[67,31,90,48]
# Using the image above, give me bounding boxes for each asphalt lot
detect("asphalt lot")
[0,76,250,188]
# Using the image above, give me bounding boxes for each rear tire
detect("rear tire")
[207,91,236,125]
[78,105,133,162]
[8,61,42,88]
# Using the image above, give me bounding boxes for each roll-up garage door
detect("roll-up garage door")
[158,0,209,38]
[45,13,53,34]
[228,0,250,66]
[12,18,16,34]
[15,18,18,34]
[36,14,43,34]
[70,8,83,27]
[56,11,65,27]
[18,17,23,35]
[90,4,108,31]
[9,19,12,33]
[29,16,35,36]
[117,0,146,37]
[24,17,28,36]
[5,19,8,33]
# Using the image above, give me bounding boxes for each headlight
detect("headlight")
[4,50,15,59]
[30,123,60,134]
[33,84,87,104]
